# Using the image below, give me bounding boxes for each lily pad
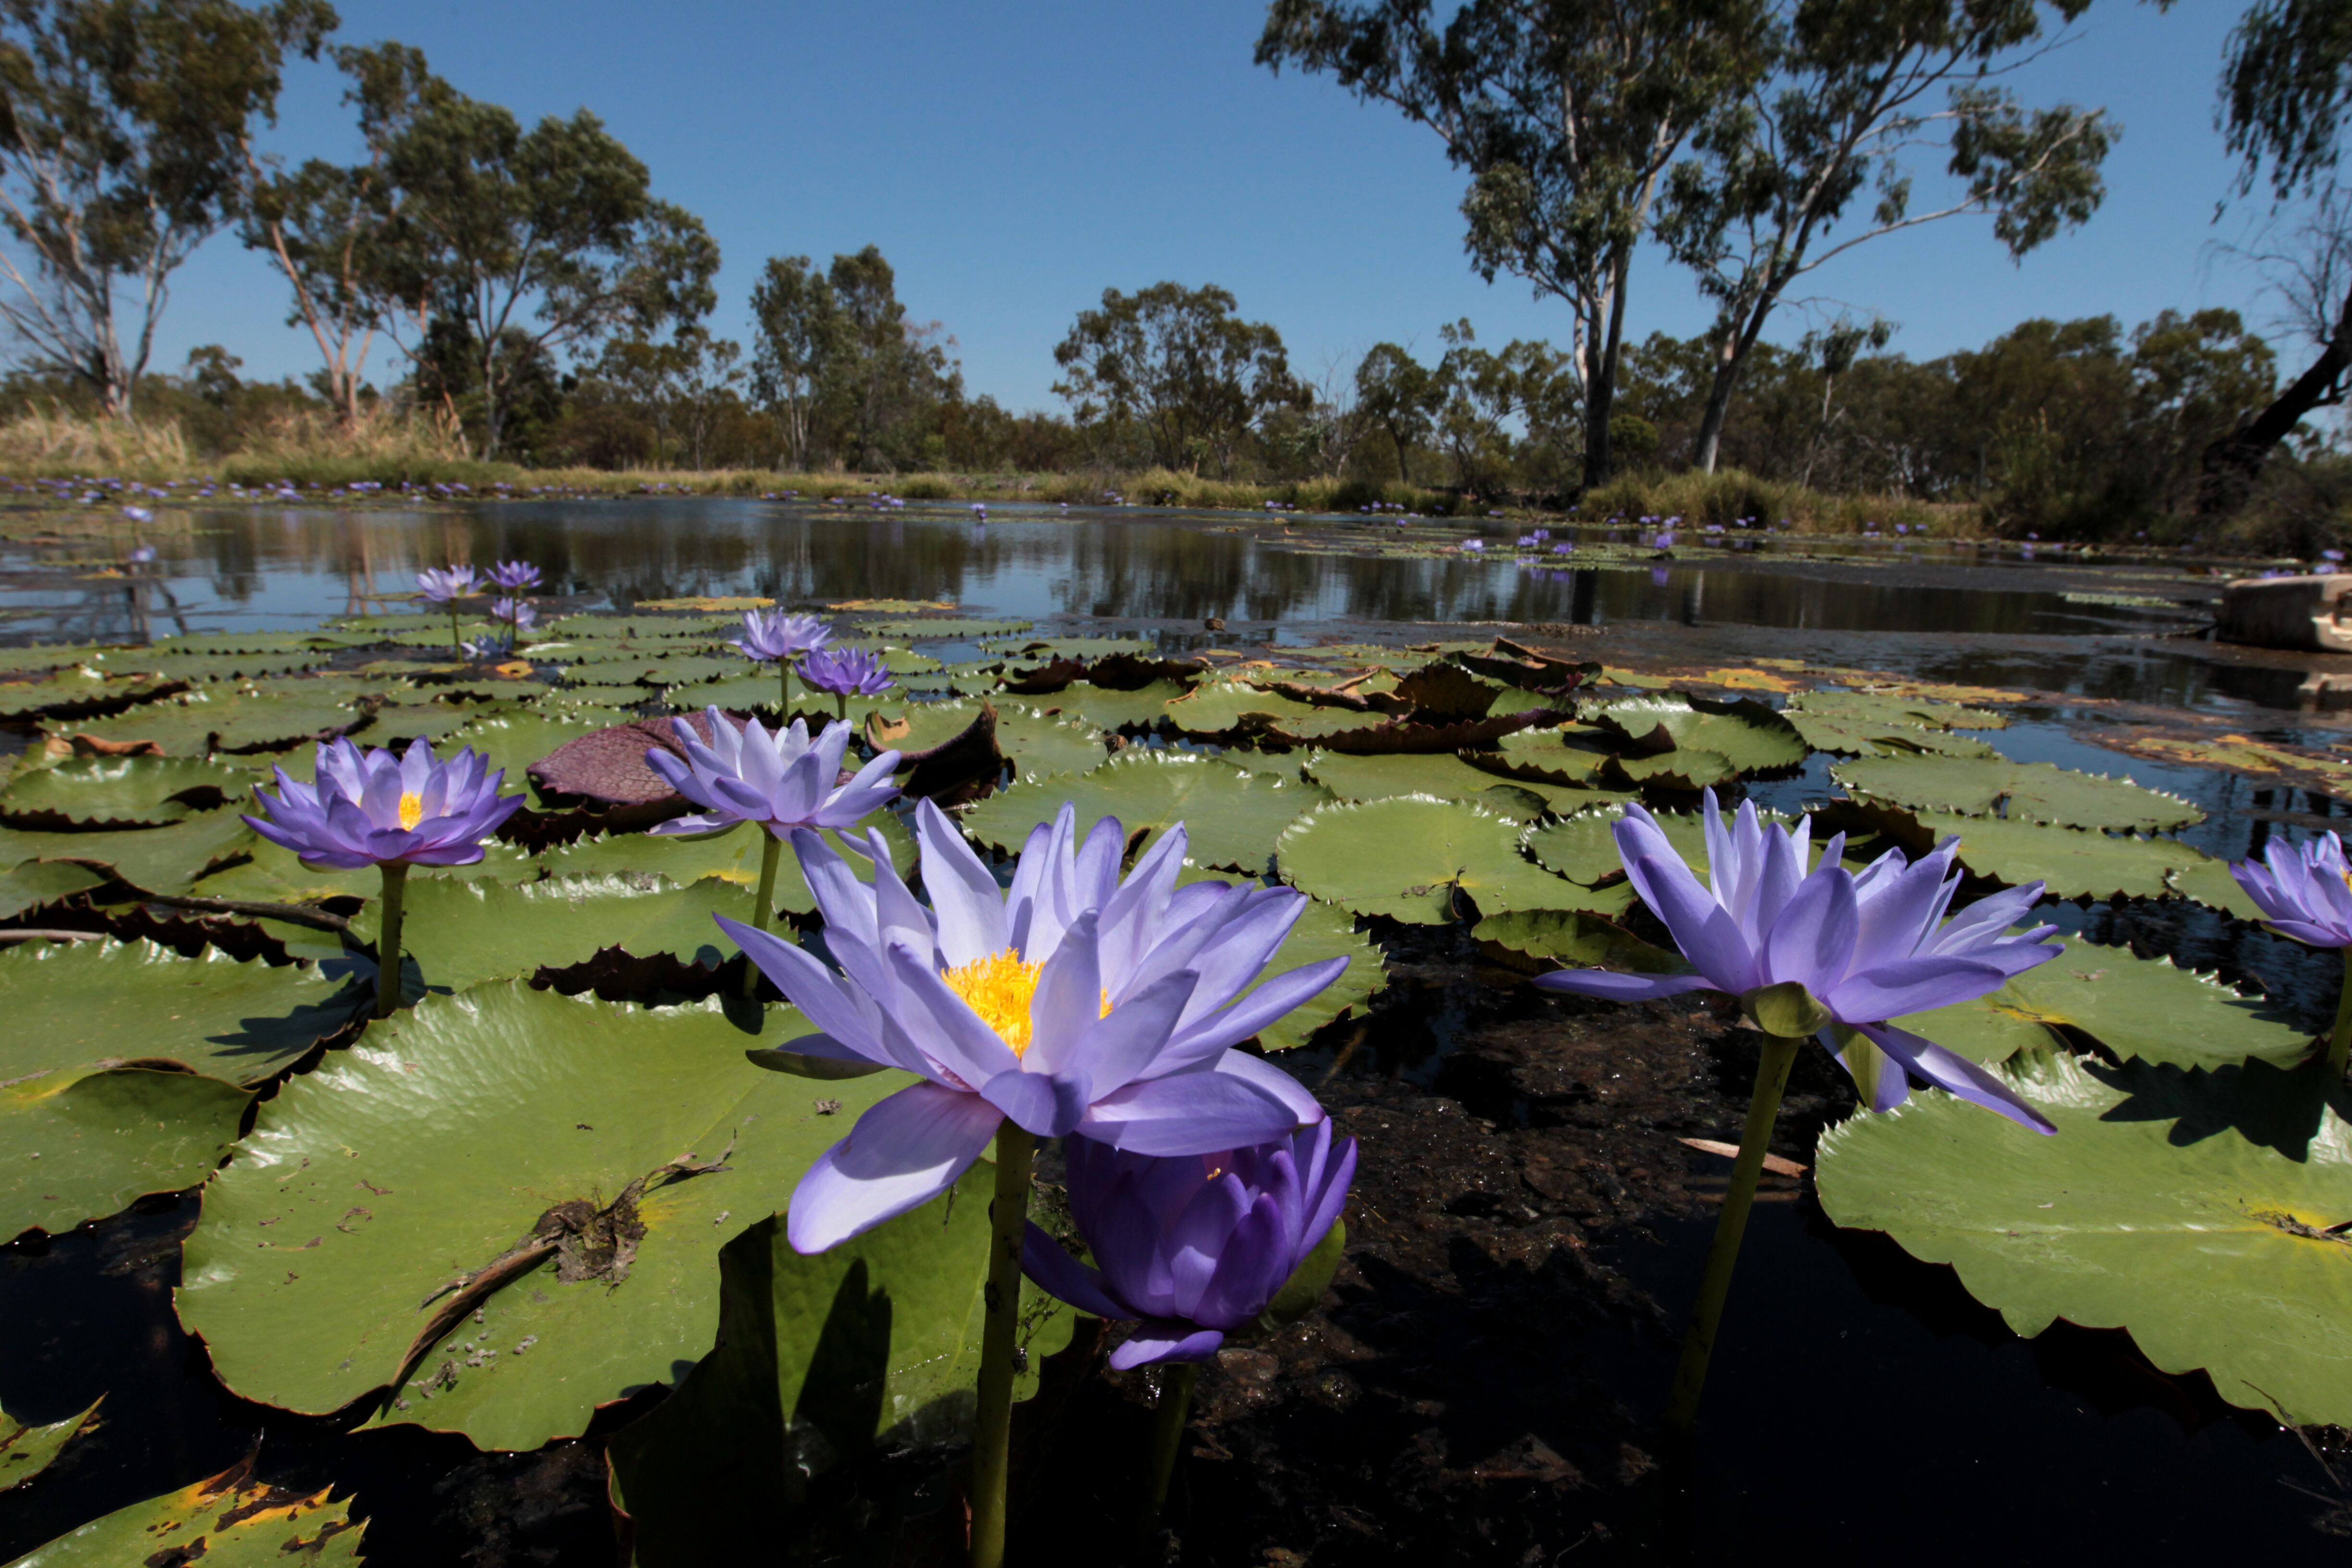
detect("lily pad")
[1274,796,1581,923]
[1831,755,2202,831]
[993,708,1113,780]
[1586,696,1808,776]
[1232,886,1385,1051]
[446,712,616,791]
[344,872,747,992]
[1302,750,1614,820]
[1164,682,1327,737]
[962,753,1329,875]
[534,817,916,914]
[0,810,260,894]
[4,1066,253,1245]
[1,1455,365,1564]
[605,1165,1072,1562]
[1471,909,1688,976]
[1816,1049,2352,1429]
[1048,679,1194,732]
[0,1398,101,1492]
[175,982,905,1451]
[1907,812,2223,902]
[0,756,243,828]
[1470,724,1615,786]
[0,862,104,920]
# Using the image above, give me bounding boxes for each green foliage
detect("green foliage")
[1052,281,1304,477]
[2,1457,366,1564]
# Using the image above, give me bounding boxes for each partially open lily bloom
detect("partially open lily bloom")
[1533,791,2062,1131]
[244,736,523,870]
[721,800,1347,1252]
[732,608,832,663]
[2231,833,2352,949]
[415,565,482,603]
[491,598,536,630]
[485,560,540,592]
[797,645,894,699]
[646,707,900,838]
[459,629,514,661]
[1024,1122,1356,1368]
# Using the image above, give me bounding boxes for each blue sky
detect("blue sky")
[156,0,2260,412]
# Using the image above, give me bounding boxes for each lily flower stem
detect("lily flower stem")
[740,834,783,1000]
[2331,949,2352,1076]
[1663,1029,1801,1436]
[447,607,461,656]
[778,660,792,721]
[1139,1361,1199,1539]
[372,863,409,1019]
[834,692,847,724]
[969,1123,1035,1568]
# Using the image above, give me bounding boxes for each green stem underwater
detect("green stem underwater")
[969,1122,1035,1568]
[739,833,783,1000]
[1662,1029,1801,1436]
[778,659,792,721]
[1139,1361,1199,1539]
[2331,948,2352,1076]
[372,862,409,1019]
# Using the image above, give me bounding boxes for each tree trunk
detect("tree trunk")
[1693,335,1744,475]
[479,344,504,462]
[2196,280,2352,516]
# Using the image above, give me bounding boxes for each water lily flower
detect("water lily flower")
[798,646,895,717]
[719,799,1344,1253]
[491,598,536,630]
[1534,792,2062,1131]
[245,736,523,873]
[647,707,900,841]
[1023,1121,1356,1369]
[732,608,832,663]
[485,560,540,592]
[415,566,482,603]
[128,544,156,564]
[245,737,525,1019]
[460,629,514,661]
[2232,832,2352,1072]
[123,505,152,524]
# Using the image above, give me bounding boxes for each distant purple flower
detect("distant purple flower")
[731,608,833,664]
[128,544,156,564]
[460,630,514,661]
[647,707,900,839]
[1553,542,1575,555]
[1461,539,1486,553]
[2324,549,2346,564]
[491,598,536,630]
[244,737,523,871]
[486,560,540,592]
[1650,565,1670,586]
[123,505,152,524]
[1532,792,2062,1131]
[2231,833,2352,948]
[416,566,482,603]
[1025,1122,1356,1368]
[799,645,895,698]
[723,801,1343,1252]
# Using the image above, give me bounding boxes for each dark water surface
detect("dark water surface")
[5,499,2352,1563]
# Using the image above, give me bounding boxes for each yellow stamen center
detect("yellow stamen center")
[941,947,1110,1059]
[397,791,424,831]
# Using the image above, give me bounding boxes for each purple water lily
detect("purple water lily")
[491,597,536,630]
[485,560,540,592]
[460,629,514,661]
[415,565,482,603]
[2232,832,2352,949]
[244,736,524,871]
[732,608,832,663]
[799,645,895,699]
[721,800,1345,1253]
[1024,1122,1356,1368]
[1533,792,2062,1132]
[647,707,900,839]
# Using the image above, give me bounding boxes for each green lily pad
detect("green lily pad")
[993,708,1112,781]
[1783,689,2007,735]
[0,861,104,920]
[1916,936,2312,1071]
[1587,696,1809,775]
[1470,724,1615,785]
[344,873,746,992]
[5,1067,252,1245]
[0,668,178,722]
[0,809,258,894]
[1220,882,1385,1051]
[1831,755,2202,831]
[190,833,533,907]
[1048,679,1194,732]
[446,712,617,790]
[1607,748,1739,790]
[1471,909,1689,976]
[962,753,1329,876]
[0,1398,101,1492]
[1815,1049,2352,1429]
[175,982,905,1451]
[860,617,1032,639]
[0,756,244,828]
[535,818,916,914]
[1274,797,1581,923]
[1,1456,366,1565]
[605,1164,1071,1561]
[1896,811,2221,902]
[1164,682,1328,737]
[1302,750,1615,820]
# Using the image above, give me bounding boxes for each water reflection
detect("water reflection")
[0,500,2202,649]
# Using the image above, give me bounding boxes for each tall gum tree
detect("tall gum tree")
[1660,0,2117,473]
[0,0,334,419]
[1052,281,1301,477]
[1258,0,1770,487]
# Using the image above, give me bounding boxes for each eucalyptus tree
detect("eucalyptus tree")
[2199,0,2352,511]
[747,253,838,470]
[372,77,717,459]
[1660,0,2118,473]
[827,245,953,472]
[1354,341,1443,480]
[1052,281,1301,476]
[1258,0,1771,485]
[0,0,334,418]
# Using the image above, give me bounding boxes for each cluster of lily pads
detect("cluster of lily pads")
[1,578,2349,1558]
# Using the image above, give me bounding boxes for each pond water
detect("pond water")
[4,497,2352,1565]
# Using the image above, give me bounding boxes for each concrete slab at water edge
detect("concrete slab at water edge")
[2218,574,2352,652]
